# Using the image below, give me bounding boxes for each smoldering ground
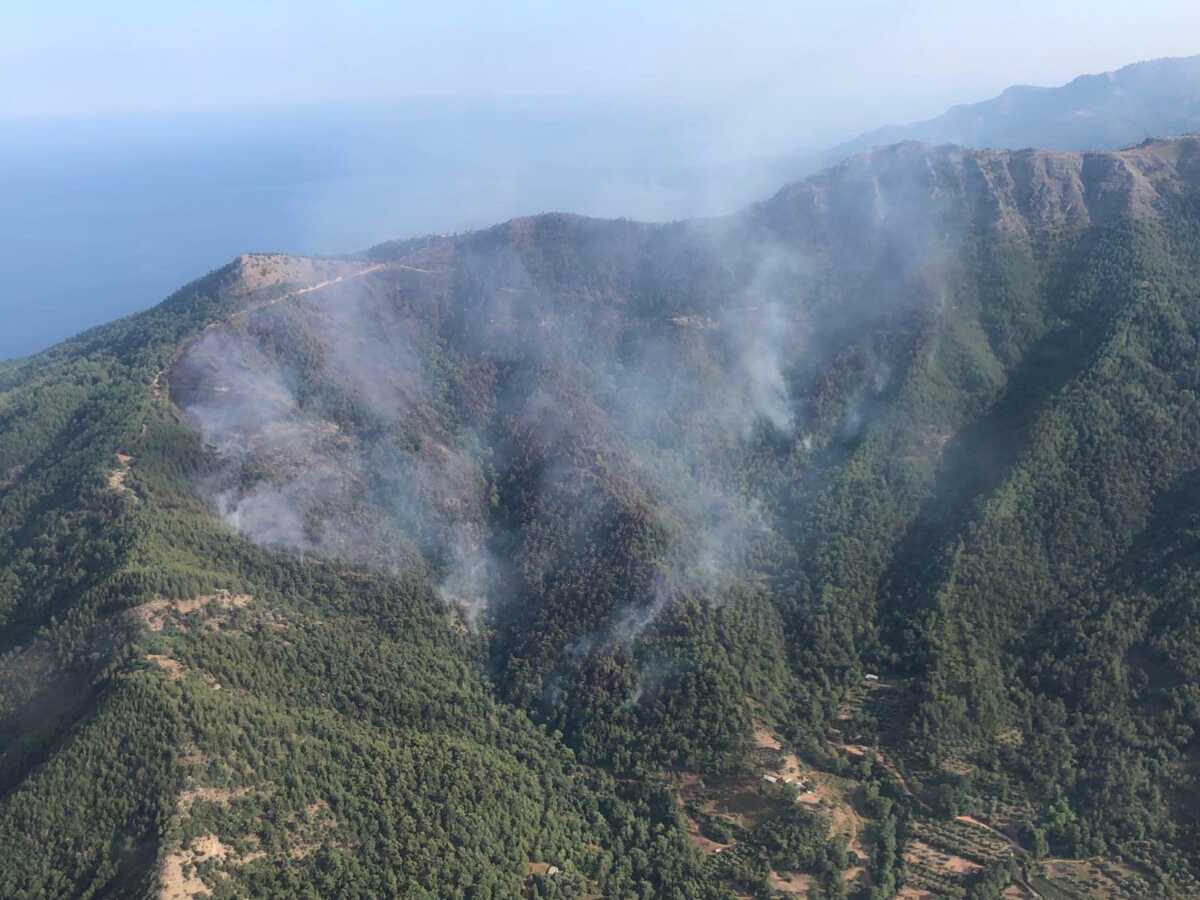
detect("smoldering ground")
[172,145,967,681]
[172,270,495,618]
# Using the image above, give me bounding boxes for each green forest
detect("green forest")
[3,139,1200,898]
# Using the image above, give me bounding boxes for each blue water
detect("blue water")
[0,100,800,359]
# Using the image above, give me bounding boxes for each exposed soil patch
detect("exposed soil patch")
[767,869,814,895]
[146,654,184,679]
[160,765,323,895]
[159,833,231,899]
[225,261,387,325]
[179,786,252,810]
[107,452,136,498]
[904,839,983,876]
[752,722,870,889]
[131,591,252,633]
[145,654,223,690]
[752,723,782,751]
[229,254,363,297]
[158,832,268,899]
[995,727,1023,748]
[715,775,789,831]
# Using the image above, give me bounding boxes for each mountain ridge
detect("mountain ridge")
[827,54,1200,161]
[3,135,1200,897]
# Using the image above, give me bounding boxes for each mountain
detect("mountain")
[8,55,1200,363]
[834,55,1200,158]
[4,137,1200,898]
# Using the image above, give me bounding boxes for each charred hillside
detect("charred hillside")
[2,138,1200,898]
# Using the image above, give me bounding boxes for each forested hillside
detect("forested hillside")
[3,138,1200,899]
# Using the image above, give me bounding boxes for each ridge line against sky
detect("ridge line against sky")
[4,1,1200,142]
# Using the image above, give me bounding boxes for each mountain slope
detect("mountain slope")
[831,54,1200,161]
[3,139,1200,898]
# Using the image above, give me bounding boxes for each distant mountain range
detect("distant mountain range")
[837,53,1200,156]
[761,54,1200,187]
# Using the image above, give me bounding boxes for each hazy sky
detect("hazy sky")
[6,1,1200,142]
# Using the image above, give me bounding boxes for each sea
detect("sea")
[0,98,804,359]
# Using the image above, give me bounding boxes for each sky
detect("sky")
[6,1,1200,143]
